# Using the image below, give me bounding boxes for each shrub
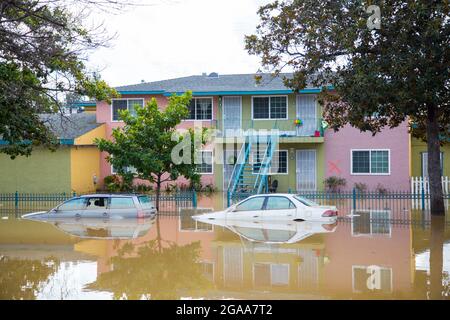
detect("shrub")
[375,183,388,195]
[324,176,346,192]
[354,182,367,193]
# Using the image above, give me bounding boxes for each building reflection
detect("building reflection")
[1,203,449,299]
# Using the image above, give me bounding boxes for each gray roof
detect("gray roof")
[39,113,101,140]
[115,73,317,93]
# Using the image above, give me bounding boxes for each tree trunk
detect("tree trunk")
[426,106,445,216]
[155,175,161,211]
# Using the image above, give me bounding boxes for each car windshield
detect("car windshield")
[294,195,319,207]
[138,196,154,209]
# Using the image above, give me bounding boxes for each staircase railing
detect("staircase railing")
[227,135,251,195]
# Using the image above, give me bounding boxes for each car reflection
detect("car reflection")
[26,216,156,240]
[194,216,337,244]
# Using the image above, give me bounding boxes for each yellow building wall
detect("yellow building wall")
[70,146,100,194]
[74,124,105,145]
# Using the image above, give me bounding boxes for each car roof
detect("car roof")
[247,193,294,198]
[78,194,147,198]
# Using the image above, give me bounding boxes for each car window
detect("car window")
[58,198,86,211]
[138,196,154,209]
[85,197,107,209]
[294,195,319,207]
[235,197,265,211]
[265,197,296,210]
[110,197,136,209]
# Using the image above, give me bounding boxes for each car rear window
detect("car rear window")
[138,196,154,209]
[109,197,136,209]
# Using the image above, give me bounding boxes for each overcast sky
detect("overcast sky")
[87,0,269,87]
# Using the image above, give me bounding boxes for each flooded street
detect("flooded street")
[1,194,449,300]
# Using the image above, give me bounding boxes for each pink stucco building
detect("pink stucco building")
[96,93,217,190]
[324,122,410,191]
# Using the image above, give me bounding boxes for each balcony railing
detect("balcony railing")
[211,117,325,138]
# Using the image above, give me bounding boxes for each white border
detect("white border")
[251,95,289,120]
[350,149,391,175]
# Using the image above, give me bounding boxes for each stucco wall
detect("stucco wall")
[324,122,410,191]
[70,146,101,194]
[0,147,72,193]
[411,137,450,177]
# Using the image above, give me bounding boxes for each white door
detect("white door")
[223,96,242,136]
[296,95,317,136]
[296,150,317,191]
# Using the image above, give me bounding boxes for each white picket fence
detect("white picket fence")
[411,176,449,209]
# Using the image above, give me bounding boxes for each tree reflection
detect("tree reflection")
[0,257,59,300]
[429,215,446,299]
[86,240,212,300]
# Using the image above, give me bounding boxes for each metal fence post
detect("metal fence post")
[352,188,356,212]
[15,191,18,209]
[192,190,197,209]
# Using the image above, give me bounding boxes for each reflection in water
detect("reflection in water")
[0,257,59,299]
[0,201,449,299]
[87,240,212,300]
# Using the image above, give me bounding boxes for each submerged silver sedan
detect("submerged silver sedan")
[22,194,157,220]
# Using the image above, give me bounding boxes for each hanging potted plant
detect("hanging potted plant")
[294,118,303,126]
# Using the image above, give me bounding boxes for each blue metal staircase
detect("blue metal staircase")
[227,131,279,204]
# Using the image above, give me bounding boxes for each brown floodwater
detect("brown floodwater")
[0,195,449,300]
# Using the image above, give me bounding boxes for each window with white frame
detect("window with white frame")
[112,99,144,121]
[351,150,389,174]
[196,151,213,174]
[351,210,391,237]
[421,152,443,177]
[187,98,213,120]
[252,96,287,119]
[253,263,289,287]
[111,164,137,175]
[251,150,288,174]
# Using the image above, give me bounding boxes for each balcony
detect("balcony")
[212,118,326,144]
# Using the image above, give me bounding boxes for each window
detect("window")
[58,198,86,211]
[138,196,154,209]
[197,151,213,174]
[254,263,289,287]
[186,98,213,120]
[265,197,296,210]
[235,197,265,211]
[112,99,144,121]
[421,152,443,177]
[351,210,391,237]
[85,197,107,209]
[252,96,287,119]
[351,150,389,174]
[271,150,288,174]
[251,150,288,174]
[109,197,136,209]
[111,165,137,175]
[294,196,320,207]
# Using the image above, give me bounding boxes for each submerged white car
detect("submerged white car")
[193,194,338,222]
[192,217,337,244]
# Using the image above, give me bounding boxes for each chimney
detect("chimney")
[202,72,207,76]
